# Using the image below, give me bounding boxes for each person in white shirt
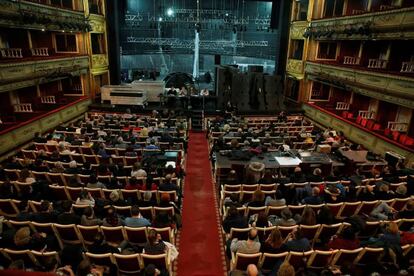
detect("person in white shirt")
[97,126,107,137]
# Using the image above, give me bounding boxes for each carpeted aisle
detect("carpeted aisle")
[177,132,226,276]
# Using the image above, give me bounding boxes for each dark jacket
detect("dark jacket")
[222,215,248,233]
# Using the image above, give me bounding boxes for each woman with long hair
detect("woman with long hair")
[262,228,284,254]
[299,206,317,226]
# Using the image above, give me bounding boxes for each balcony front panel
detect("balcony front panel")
[91,54,108,71]
[0,1,89,32]
[89,14,106,33]
[308,7,414,40]
[290,21,308,40]
[0,97,91,157]
[286,59,304,76]
[305,62,414,108]
[303,103,414,162]
[0,56,89,92]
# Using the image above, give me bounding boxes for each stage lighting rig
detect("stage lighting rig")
[167,8,174,17]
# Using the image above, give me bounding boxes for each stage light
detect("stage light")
[225,13,229,17]
[158,17,163,22]
[167,8,174,16]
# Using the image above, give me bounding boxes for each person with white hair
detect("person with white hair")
[65,160,79,174]
[246,162,265,184]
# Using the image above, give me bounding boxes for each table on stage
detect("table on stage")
[214,150,340,179]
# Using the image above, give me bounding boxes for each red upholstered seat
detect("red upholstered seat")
[366,120,374,129]
[360,119,368,127]
[372,123,381,131]
[397,134,405,144]
[356,116,362,124]
[392,131,400,141]
[404,136,414,146]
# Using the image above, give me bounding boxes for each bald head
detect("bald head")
[247,264,259,276]
[312,187,320,196]
[248,228,258,241]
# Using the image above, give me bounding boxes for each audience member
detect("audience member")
[57,200,81,225]
[230,228,261,254]
[125,205,151,227]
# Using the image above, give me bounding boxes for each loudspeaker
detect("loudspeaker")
[214,54,221,65]
[270,0,281,29]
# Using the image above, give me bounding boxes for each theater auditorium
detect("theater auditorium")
[0,0,414,275]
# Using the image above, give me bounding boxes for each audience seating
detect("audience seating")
[227,245,414,272]
[3,219,175,250]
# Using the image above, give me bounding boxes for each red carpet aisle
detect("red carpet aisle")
[177,132,227,276]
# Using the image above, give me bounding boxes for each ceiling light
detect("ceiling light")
[167,8,174,16]
[158,17,163,22]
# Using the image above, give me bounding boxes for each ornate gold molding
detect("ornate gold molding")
[0,98,91,156]
[91,54,108,68]
[308,7,414,40]
[290,21,308,40]
[287,59,304,75]
[305,62,414,108]
[89,16,106,33]
[0,56,89,92]
[0,0,88,32]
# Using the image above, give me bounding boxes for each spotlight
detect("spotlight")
[225,13,229,17]
[41,28,45,32]
[167,8,174,17]
[158,17,163,22]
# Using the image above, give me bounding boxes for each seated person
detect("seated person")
[324,132,336,144]
[397,200,414,219]
[302,187,323,205]
[200,88,209,96]
[125,205,151,227]
[179,86,187,96]
[167,86,177,96]
[328,227,360,250]
[371,201,396,220]
[230,228,261,255]
[144,229,167,254]
[272,207,296,226]
[282,228,311,252]
[222,207,248,234]
[57,200,81,225]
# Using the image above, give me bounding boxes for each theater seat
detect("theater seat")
[141,253,171,275]
[361,119,368,127]
[113,253,141,274]
[366,120,374,129]
[372,123,381,131]
[231,252,261,271]
[392,131,400,141]
[404,136,414,146]
[399,134,408,144]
